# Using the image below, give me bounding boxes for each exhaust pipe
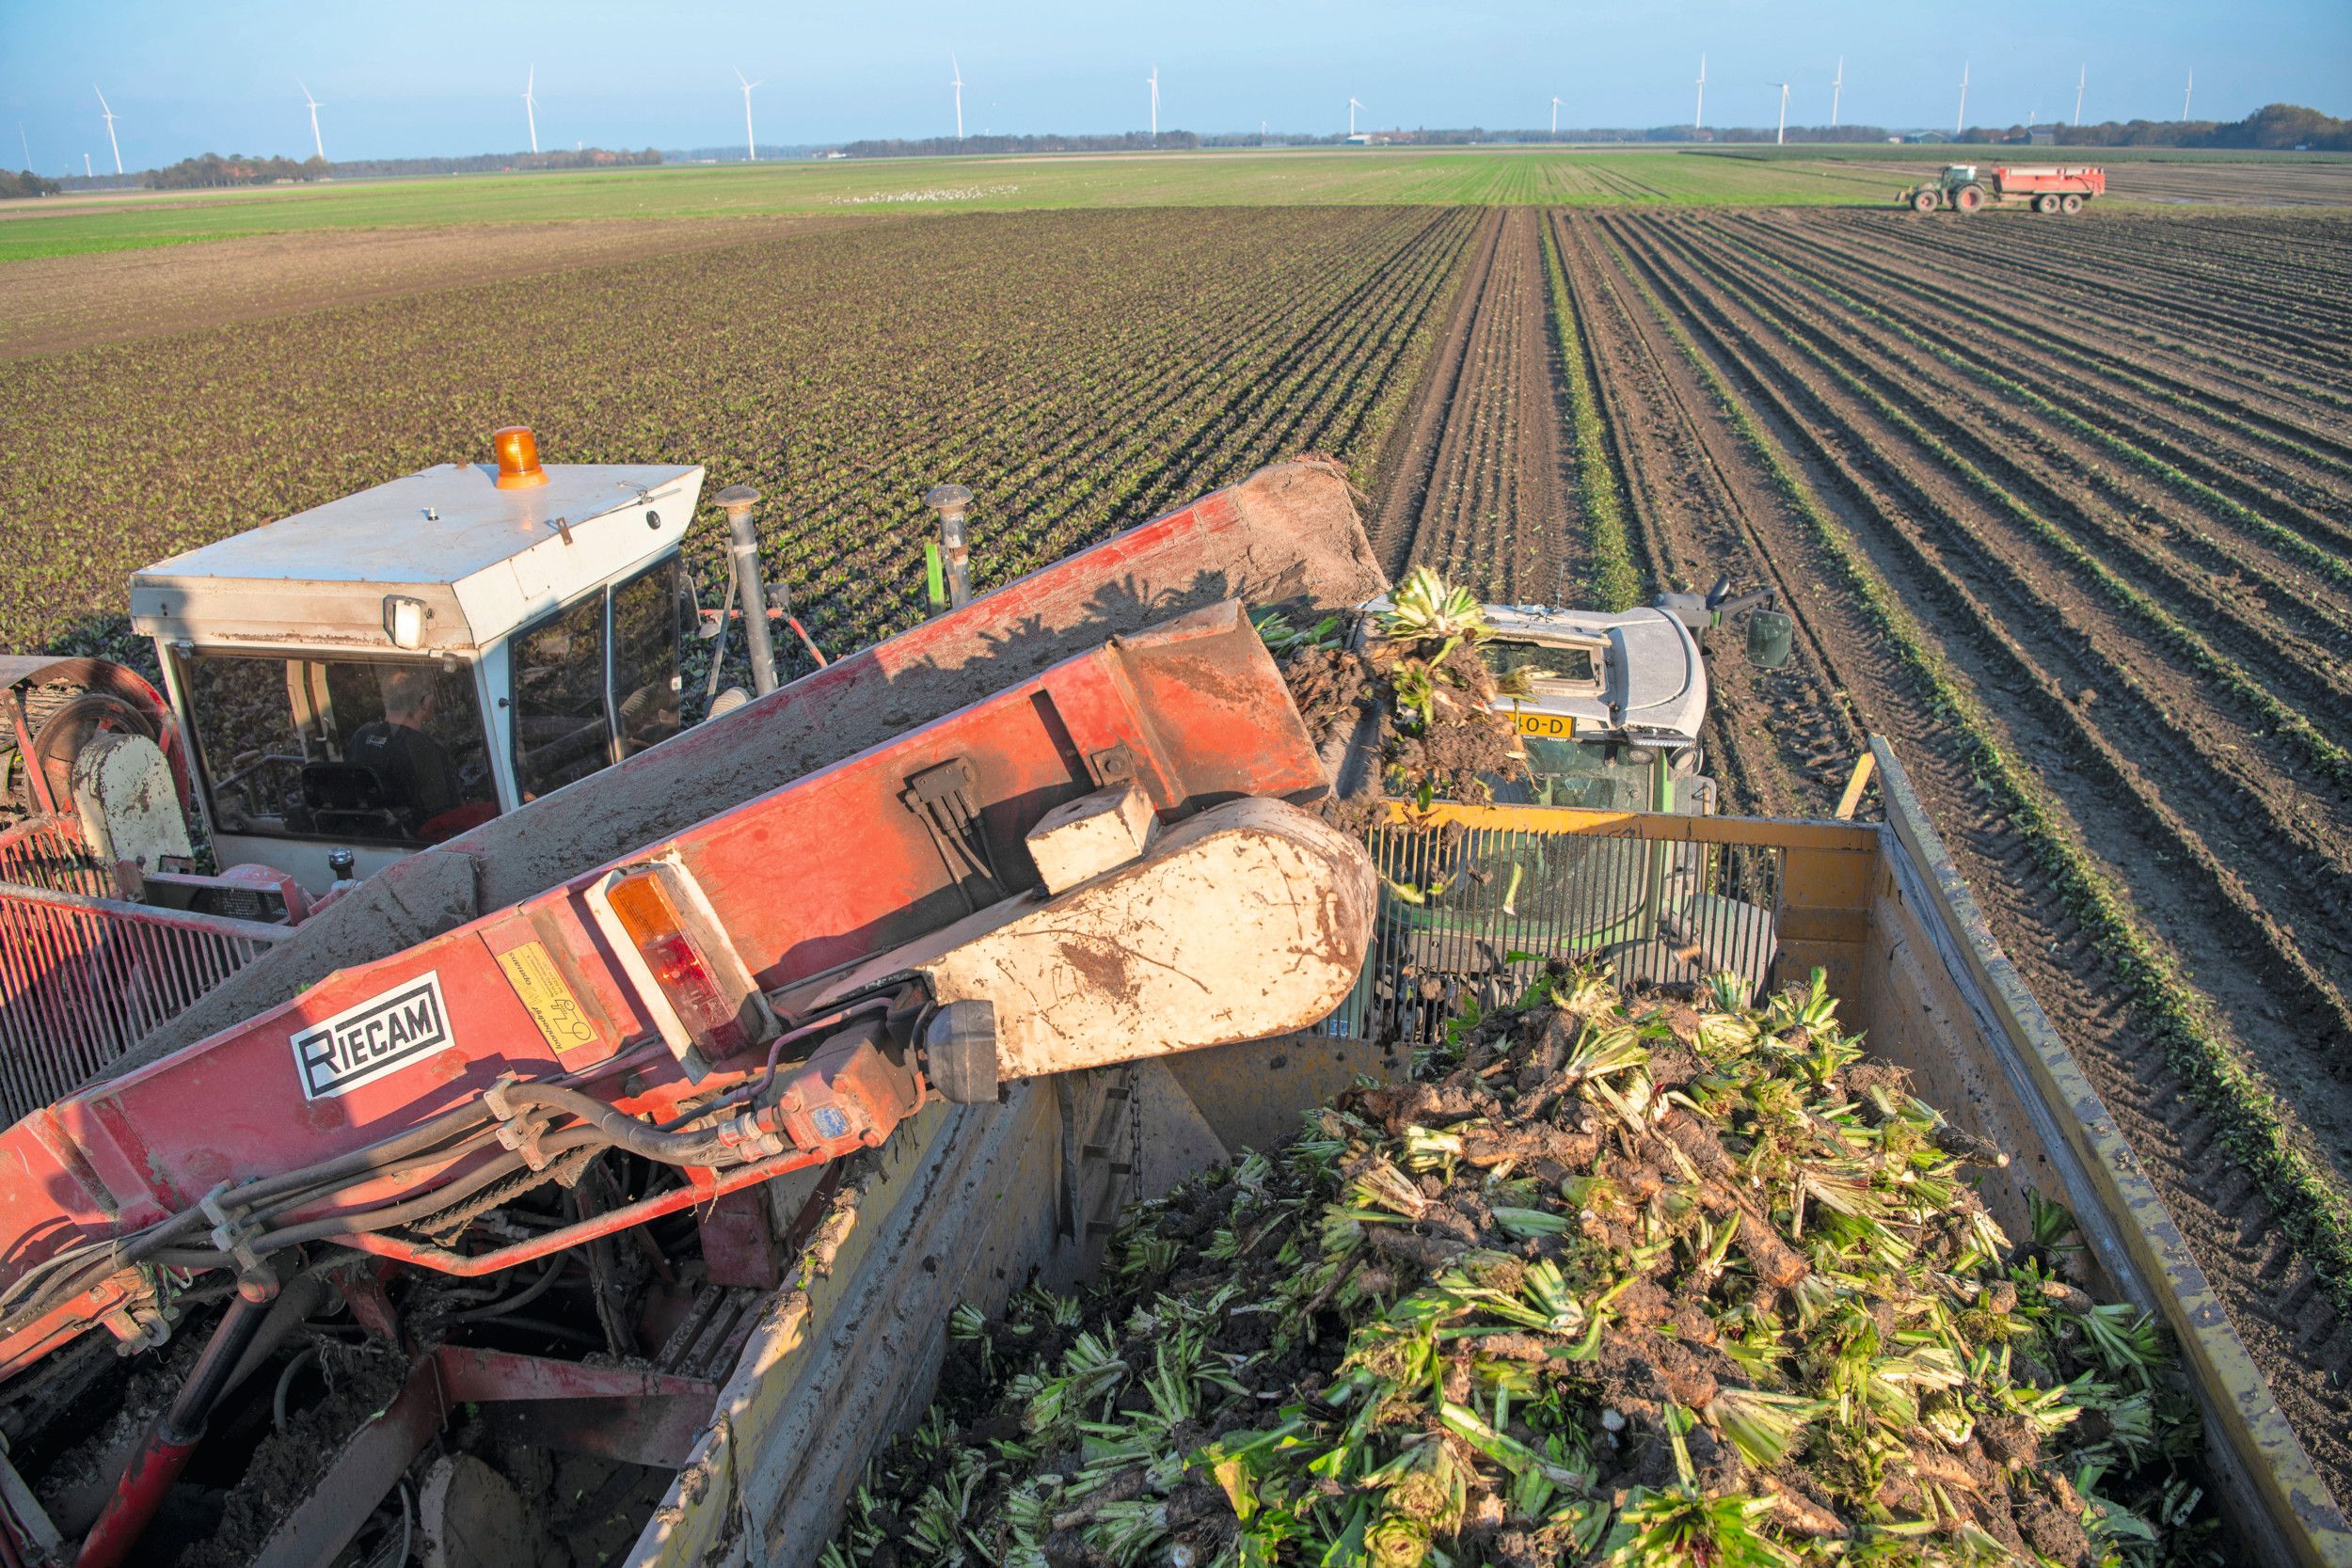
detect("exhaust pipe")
[716,484,780,697]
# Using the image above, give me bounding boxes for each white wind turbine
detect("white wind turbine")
[1550,95,1563,136]
[950,55,964,140]
[1955,60,1969,136]
[2182,69,2193,122]
[1830,56,1844,127]
[1146,65,1159,141]
[93,86,122,174]
[299,80,326,160]
[1773,81,1790,145]
[1693,55,1707,132]
[522,67,539,154]
[735,69,762,162]
[2074,64,2087,126]
[1347,96,1364,135]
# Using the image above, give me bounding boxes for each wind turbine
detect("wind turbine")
[1347,96,1364,135]
[1955,60,1969,137]
[2074,65,2086,126]
[1693,55,1707,132]
[1831,56,1844,127]
[1774,82,1790,145]
[299,80,326,160]
[950,55,964,140]
[522,67,539,155]
[17,123,29,173]
[1146,65,1159,142]
[735,69,762,162]
[1550,95,1563,137]
[93,86,121,175]
[2182,70,2193,122]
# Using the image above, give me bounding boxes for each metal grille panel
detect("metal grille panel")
[0,816,114,899]
[1319,816,1785,1046]
[0,880,290,1123]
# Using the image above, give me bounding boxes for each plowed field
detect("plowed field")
[1367,204,2352,1507]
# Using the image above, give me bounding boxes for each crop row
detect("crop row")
[1594,213,2352,1347]
[0,209,1483,661]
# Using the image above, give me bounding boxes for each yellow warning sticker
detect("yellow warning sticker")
[497,941,596,1054]
[1512,710,1575,738]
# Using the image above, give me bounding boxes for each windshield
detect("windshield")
[181,654,499,846]
[1486,638,1599,687]
[1489,736,1658,811]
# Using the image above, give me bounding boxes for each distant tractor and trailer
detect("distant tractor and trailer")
[1902,163,2105,214]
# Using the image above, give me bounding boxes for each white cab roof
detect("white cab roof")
[132,462,705,655]
[1482,604,1707,743]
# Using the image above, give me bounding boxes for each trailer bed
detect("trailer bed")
[622,740,2350,1567]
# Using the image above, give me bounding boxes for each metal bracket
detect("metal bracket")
[199,1180,271,1286]
[902,756,1003,912]
[1087,742,1138,789]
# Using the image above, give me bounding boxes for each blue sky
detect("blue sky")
[4,0,2346,171]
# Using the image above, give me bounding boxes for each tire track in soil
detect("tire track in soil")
[1591,210,2352,1504]
[1377,210,1579,605]
[1370,212,1504,577]
[1661,217,2352,752]
[1623,213,2352,1112]
[1549,212,1859,822]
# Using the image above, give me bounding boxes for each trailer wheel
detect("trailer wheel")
[2061,193,2084,214]
[1911,189,1940,213]
[1955,183,1987,214]
[2034,193,2060,214]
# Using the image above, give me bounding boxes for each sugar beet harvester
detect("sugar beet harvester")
[0,443,1391,1567]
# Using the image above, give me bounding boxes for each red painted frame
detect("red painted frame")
[0,600,1323,1379]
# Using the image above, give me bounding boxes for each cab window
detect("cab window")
[1492,737,1658,811]
[511,592,611,801]
[182,655,498,846]
[511,557,685,801]
[611,559,683,762]
[1486,639,1599,688]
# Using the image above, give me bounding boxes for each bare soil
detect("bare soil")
[1373,209,1581,603]
[0,214,868,360]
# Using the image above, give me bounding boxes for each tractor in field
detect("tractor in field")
[1901,163,2105,214]
[1344,584,1793,1031]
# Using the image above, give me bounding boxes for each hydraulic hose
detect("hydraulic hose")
[75,1293,274,1568]
[490,1082,751,1167]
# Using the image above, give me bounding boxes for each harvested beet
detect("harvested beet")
[824,969,2214,1567]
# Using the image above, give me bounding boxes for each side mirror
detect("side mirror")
[1745,610,1794,670]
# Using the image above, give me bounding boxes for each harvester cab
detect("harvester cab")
[123,439,707,897]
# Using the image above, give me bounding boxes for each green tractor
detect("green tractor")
[1347,582,1793,1038]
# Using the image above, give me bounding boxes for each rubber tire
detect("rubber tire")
[2035,193,2059,214]
[2061,193,2084,214]
[1955,183,1987,214]
[1912,189,1940,214]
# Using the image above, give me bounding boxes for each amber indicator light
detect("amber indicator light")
[492,425,550,489]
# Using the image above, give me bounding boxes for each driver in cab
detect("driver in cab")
[349,665,462,829]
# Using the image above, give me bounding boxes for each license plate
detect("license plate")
[1512,711,1574,738]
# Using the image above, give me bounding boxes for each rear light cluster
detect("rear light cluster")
[588,858,774,1072]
